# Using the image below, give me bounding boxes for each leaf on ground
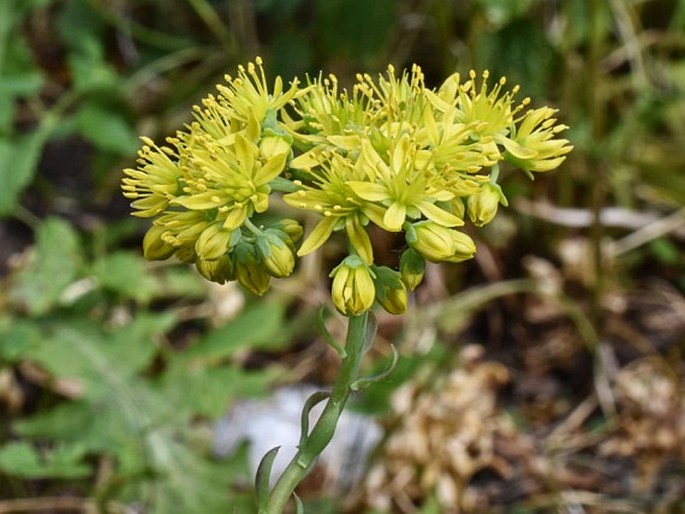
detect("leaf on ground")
[91,251,157,302]
[185,301,288,361]
[0,130,51,216]
[10,217,82,314]
[0,441,90,479]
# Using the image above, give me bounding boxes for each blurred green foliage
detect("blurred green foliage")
[1,0,685,512]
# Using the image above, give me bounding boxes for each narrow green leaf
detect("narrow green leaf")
[316,306,345,358]
[351,344,399,391]
[299,391,329,447]
[293,492,304,514]
[255,446,280,510]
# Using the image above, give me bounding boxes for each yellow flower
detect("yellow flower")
[358,63,427,126]
[506,107,573,172]
[330,256,376,316]
[427,71,521,138]
[347,137,464,232]
[193,57,301,142]
[173,133,288,230]
[153,210,210,250]
[283,153,383,264]
[122,137,181,218]
[123,59,571,304]
[292,73,375,144]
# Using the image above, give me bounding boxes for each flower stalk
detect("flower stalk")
[259,312,370,514]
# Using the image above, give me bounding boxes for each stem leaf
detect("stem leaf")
[351,343,399,391]
[299,391,330,447]
[255,445,280,510]
[317,305,346,358]
[362,310,378,354]
[294,492,305,514]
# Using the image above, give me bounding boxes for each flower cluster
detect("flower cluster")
[123,59,571,315]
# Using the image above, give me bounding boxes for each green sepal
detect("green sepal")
[404,222,418,244]
[268,176,300,193]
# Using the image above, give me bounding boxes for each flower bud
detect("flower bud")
[330,256,376,316]
[467,182,506,227]
[174,244,197,263]
[196,255,235,284]
[268,219,304,253]
[399,248,425,291]
[256,232,295,278]
[234,244,271,296]
[194,223,233,260]
[372,266,408,315]
[272,219,304,245]
[142,224,175,261]
[407,222,476,263]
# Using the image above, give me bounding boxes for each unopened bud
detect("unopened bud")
[399,248,425,291]
[234,244,271,296]
[257,232,295,278]
[407,222,476,263]
[196,254,235,284]
[330,255,376,316]
[372,266,408,315]
[142,224,175,261]
[270,219,304,248]
[467,182,506,227]
[194,223,233,260]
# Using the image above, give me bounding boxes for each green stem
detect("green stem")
[261,312,369,514]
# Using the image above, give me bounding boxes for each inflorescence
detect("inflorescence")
[122,58,572,316]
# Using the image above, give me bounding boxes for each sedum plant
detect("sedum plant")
[122,58,571,513]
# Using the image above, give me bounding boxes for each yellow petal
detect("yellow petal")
[417,201,465,227]
[173,192,224,210]
[346,181,389,202]
[496,135,538,159]
[235,133,257,172]
[327,135,361,151]
[346,216,373,265]
[297,215,338,256]
[290,148,323,170]
[223,206,248,230]
[383,202,407,232]
[255,152,287,184]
